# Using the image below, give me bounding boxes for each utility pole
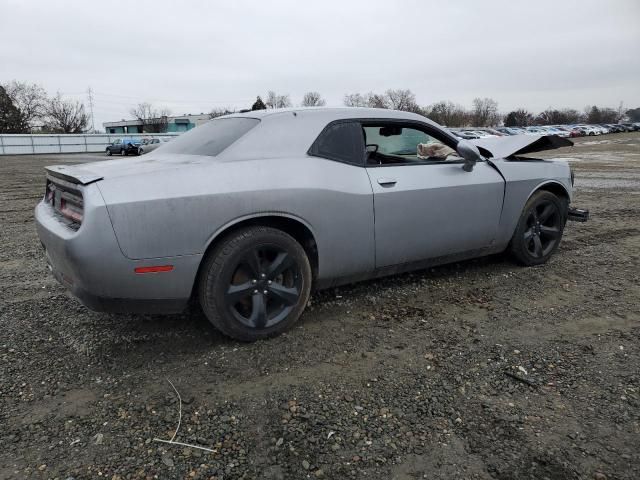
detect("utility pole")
[87,87,95,133]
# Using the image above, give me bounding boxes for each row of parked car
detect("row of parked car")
[105,136,174,156]
[450,122,640,140]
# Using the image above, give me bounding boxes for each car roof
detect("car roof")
[225,106,433,123]
[215,107,449,161]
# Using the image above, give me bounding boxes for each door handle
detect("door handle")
[377,177,397,187]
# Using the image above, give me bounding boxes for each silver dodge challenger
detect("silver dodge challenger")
[35,108,588,341]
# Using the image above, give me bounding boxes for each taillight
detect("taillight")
[45,182,55,204]
[60,196,83,223]
[45,176,84,229]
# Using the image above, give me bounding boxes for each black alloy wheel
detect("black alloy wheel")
[225,245,302,329]
[510,190,566,266]
[199,226,312,341]
[523,199,562,259]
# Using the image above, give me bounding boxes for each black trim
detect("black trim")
[307,119,366,166]
[315,245,502,290]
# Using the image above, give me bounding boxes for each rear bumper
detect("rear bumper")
[568,206,589,222]
[35,189,201,314]
[46,261,187,313]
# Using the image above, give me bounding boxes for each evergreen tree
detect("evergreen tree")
[251,96,267,111]
[0,85,28,133]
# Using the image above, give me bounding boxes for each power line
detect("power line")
[87,87,95,132]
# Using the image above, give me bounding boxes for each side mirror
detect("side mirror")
[456,140,482,172]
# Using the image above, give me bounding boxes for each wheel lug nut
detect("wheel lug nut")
[263,290,268,295]
[260,273,266,278]
[267,280,272,285]
[253,289,258,294]
[252,279,257,284]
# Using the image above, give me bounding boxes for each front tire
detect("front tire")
[106,148,112,156]
[509,190,566,266]
[199,226,312,341]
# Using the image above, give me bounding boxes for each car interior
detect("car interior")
[363,124,461,166]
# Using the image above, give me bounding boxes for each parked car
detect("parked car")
[574,125,598,136]
[496,127,526,135]
[450,130,482,139]
[552,126,582,138]
[462,129,497,138]
[139,136,173,154]
[36,108,588,341]
[106,137,142,156]
[525,127,546,135]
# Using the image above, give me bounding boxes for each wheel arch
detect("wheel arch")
[192,213,319,298]
[527,180,571,205]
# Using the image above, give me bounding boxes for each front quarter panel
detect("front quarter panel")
[492,158,572,246]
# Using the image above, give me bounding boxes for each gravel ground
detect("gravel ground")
[1,134,639,480]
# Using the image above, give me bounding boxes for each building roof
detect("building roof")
[103,113,211,128]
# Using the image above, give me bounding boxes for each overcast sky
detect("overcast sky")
[2,0,639,128]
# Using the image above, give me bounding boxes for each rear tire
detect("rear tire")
[121,148,126,156]
[199,226,312,341]
[509,190,567,266]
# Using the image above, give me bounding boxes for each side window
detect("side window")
[309,121,364,166]
[363,124,458,166]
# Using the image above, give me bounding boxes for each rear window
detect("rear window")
[160,118,260,156]
[309,121,364,165]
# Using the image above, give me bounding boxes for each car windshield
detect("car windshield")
[160,118,260,156]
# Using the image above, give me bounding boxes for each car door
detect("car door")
[362,121,505,268]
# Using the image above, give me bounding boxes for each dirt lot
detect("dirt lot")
[1,134,639,480]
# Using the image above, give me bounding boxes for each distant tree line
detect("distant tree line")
[2,80,638,134]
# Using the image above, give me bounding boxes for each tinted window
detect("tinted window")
[310,121,364,165]
[160,118,260,156]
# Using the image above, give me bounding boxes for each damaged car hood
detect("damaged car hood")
[470,135,573,159]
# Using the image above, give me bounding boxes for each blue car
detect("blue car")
[106,137,142,156]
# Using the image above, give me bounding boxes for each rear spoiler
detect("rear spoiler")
[45,165,103,186]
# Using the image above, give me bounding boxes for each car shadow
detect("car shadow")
[90,252,514,365]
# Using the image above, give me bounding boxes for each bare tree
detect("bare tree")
[2,80,47,129]
[343,92,389,108]
[43,93,88,133]
[130,102,171,133]
[504,109,534,127]
[265,91,292,109]
[301,91,326,107]
[365,93,389,109]
[535,108,584,125]
[209,107,234,119]
[385,89,420,112]
[343,93,368,107]
[425,101,470,127]
[471,97,500,127]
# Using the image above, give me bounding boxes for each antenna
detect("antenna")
[87,87,95,133]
